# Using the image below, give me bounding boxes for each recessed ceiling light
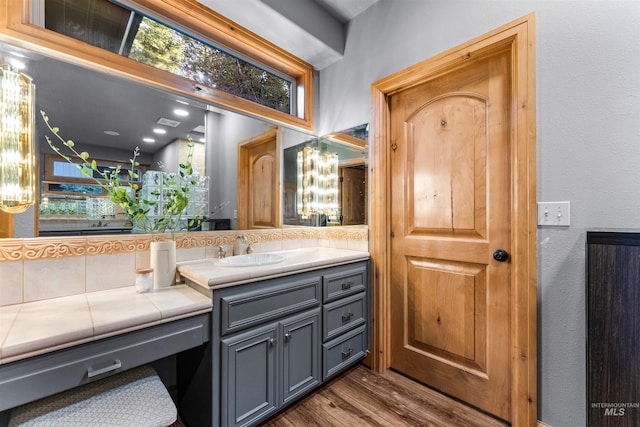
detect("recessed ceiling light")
[143,137,155,143]
[153,128,167,134]
[174,108,189,117]
[103,130,120,136]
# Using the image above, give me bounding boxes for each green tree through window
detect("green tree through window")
[129,18,291,114]
[44,0,292,114]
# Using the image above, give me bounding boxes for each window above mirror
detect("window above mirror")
[38,0,294,116]
[0,0,314,130]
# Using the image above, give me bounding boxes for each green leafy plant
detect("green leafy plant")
[41,110,203,237]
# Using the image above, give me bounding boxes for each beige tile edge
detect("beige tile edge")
[0,227,368,261]
[1,307,212,365]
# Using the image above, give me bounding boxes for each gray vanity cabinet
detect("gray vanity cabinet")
[321,263,368,381]
[221,309,320,427]
[221,323,278,427]
[204,260,369,427]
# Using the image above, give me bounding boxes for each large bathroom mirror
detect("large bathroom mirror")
[0,39,367,237]
[0,0,368,237]
[0,39,316,237]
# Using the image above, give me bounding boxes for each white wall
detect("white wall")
[317,1,640,426]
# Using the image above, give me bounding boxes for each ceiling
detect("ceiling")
[199,0,379,69]
[312,0,379,23]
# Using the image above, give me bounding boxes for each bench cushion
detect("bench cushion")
[9,365,177,427]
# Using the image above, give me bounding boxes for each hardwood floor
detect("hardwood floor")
[260,365,509,427]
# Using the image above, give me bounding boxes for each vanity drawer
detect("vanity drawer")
[219,275,321,336]
[322,264,367,303]
[322,326,366,381]
[0,314,209,411]
[322,293,366,342]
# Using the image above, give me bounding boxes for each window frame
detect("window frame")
[0,0,314,130]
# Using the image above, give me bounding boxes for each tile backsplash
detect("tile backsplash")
[0,227,368,306]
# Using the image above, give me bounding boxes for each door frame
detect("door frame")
[369,13,536,427]
[237,126,281,229]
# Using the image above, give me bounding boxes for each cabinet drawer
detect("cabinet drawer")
[322,326,366,381]
[322,293,366,342]
[322,264,367,303]
[219,276,320,336]
[0,314,209,411]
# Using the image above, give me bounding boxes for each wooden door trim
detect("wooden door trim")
[0,210,14,238]
[237,126,282,229]
[369,13,536,427]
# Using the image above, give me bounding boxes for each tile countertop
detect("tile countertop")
[0,285,212,365]
[178,247,370,290]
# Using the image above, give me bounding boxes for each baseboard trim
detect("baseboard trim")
[538,421,553,427]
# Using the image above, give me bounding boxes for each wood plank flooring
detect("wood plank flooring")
[260,365,509,427]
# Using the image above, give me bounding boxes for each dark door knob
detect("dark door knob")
[493,249,509,262]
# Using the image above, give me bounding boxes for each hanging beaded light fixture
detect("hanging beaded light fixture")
[0,64,36,213]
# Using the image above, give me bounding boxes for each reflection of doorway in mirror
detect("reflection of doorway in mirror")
[339,161,367,225]
[237,127,281,229]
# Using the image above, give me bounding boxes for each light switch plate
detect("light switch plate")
[537,201,570,226]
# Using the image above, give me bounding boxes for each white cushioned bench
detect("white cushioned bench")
[8,365,177,427]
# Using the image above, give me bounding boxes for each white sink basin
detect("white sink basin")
[218,253,286,267]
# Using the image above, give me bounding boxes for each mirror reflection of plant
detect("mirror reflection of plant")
[40,110,203,237]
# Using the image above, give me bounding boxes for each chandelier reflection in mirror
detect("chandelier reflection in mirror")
[296,147,339,226]
[0,64,36,213]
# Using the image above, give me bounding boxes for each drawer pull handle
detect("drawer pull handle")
[341,312,354,322]
[341,348,353,360]
[341,281,353,290]
[87,360,121,378]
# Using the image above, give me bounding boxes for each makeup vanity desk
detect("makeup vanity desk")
[0,285,212,413]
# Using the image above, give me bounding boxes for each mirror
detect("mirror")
[0,39,316,237]
[283,125,368,227]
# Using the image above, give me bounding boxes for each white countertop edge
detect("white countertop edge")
[89,307,212,343]
[181,253,370,291]
[1,335,97,365]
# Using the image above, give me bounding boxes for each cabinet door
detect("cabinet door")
[222,324,278,427]
[587,236,640,427]
[281,310,321,405]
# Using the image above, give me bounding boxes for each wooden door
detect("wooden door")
[237,127,281,229]
[339,165,366,225]
[389,48,513,420]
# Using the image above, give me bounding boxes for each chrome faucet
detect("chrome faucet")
[216,245,226,259]
[233,235,247,255]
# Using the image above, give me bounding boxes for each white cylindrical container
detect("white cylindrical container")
[150,240,176,289]
[135,268,153,293]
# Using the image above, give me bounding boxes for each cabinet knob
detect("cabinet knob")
[269,338,277,346]
[341,312,354,322]
[341,348,353,360]
[284,333,292,340]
